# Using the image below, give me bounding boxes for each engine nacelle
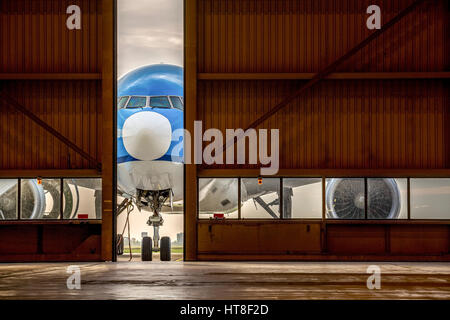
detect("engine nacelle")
[0,179,46,219]
[20,180,47,219]
[198,178,239,214]
[326,178,400,219]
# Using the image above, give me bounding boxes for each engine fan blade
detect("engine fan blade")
[326,178,400,219]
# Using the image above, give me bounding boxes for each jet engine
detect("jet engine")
[326,178,400,219]
[0,179,78,219]
[0,180,20,219]
[198,178,239,214]
[0,179,46,219]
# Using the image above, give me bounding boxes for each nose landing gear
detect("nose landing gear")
[147,214,163,251]
[138,189,172,261]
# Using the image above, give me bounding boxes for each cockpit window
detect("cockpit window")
[150,96,171,109]
[170,96,183,111]
[127,96,147,108]
[118,96,129,109]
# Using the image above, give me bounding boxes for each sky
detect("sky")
[118,0,183,78]
[117,0,184,244]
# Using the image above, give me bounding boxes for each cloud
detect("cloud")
[168,37,183,46]
[118,0,183,78]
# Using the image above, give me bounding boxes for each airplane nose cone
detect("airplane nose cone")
[122,111,172,161]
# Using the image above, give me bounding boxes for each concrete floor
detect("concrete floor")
[0,261,449,299]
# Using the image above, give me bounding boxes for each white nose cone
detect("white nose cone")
[122,112,172,161]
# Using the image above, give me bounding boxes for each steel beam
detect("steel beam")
[0,90,102,171]
[239,0,428,134]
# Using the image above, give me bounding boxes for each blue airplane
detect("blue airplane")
[116,64,185,259]
[117,64,184,200]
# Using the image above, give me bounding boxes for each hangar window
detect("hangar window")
[63,179,102,219]
[241,178,280,219]
[197,177,449,221]
[198,178,238,219]
[326,178,408,220]
[326,178,365,219]
[0,178,102,221]
[283,178,322,219]
[127,96,147,108]
[410,178,450,219]
[368,178,407,219]
[150,96,171,108]
[0,179,18,220]
[170,96,183,110]
[21,179,61,220]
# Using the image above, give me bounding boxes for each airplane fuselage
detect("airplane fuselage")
[116,64,184,206]
[117,103,184,201]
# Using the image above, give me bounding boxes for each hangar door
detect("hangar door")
[184,0,450,261]
[0,0,116,262]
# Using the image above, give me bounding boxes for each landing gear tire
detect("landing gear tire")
[141,236,153,261]
[116,234,124,256]
[160,237,171,261]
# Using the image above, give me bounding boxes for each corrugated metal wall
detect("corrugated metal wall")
[0,0,103,171]
[0,80,102,169]
[0,0,115,262]
[194,0,449,170]
[198,0,447,73]
[199,79,447,169]
[185,0,450,260]
[0,0,101,73]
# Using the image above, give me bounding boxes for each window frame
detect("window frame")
[197,178,240,220]
[283,177,323,219]
[62,178,103,220]
[149,96,172,109]
[118,96,130,109]
[169,96,184,111]
[409,178,450,220]
[19,178,62,220]
[325,177,409,221]
[197,177,450,221]
[0,178,19,220]
[198,177,325,221]
[0,177,102,221]
[126,96,148,108]
[240,177,282,220]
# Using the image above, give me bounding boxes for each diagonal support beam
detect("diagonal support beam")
[235,0,428,138]
[0,90,102,172]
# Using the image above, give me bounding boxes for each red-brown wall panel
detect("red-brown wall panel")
[186,0,450,260]
[198,221,322,254]
[198,79,448,170]
[198,0,448,73]
[0,0,101,73]
[0,0,114,262]
[390,225,449,255]
[0,80,102,170]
